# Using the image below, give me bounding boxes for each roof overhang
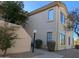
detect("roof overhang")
[29,1,68,16]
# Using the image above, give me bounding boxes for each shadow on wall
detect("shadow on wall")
[0,20,32,54]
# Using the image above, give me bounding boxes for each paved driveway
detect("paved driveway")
[32,49,63,58]
[2,48,79,58]
[2,49,63,58]
[55,48,79,58]
[32,48,79,58]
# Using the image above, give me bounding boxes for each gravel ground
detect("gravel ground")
[0,49,62,58]
[0,50,43,58]
[32,49,63,58]
[55,48,79,58]
[7,52,42,58]
[1,48,79,58]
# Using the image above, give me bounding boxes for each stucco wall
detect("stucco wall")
[26,5,73,50]
[0,20,31,54]
[57,6,73,50]
[25,6,58,48]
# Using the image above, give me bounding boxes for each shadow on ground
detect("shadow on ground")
[55,48,79,58]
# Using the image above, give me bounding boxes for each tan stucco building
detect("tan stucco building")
[25,1,73,50]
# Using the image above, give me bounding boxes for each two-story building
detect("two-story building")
[25,1,73,50]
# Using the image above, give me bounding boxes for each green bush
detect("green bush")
[0,25,18,57]
[47,41,56,51]
[35,39,42,49]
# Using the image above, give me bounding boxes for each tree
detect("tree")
[66,9,79,37]
[0,25,17,57]
[74,38,79,45]
[0,1,28,25]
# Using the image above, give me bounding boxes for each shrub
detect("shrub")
[75,45,79,49]
[47,41,55,51]
[35,39,42,49]
[0,25,18,57]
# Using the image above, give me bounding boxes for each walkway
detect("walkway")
[55,48,79,58]
[3,48,79,58]
[7,49,63,58]
[31,49,63,58]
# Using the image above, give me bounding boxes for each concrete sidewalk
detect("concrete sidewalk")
[31,49,63,58]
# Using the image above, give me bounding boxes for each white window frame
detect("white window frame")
[47,32,52,41]
[48,9,55,21]
[60,32,65,45]
[60,12,65,24]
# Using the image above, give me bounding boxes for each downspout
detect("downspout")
[65,20,66,49]
[56,6,59,50]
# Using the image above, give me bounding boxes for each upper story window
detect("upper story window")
[61,12,65,24]
[48,9,55,21]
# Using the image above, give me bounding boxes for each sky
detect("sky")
[23,1,79,40]
[23,1,79,12]
[23,1,51,12]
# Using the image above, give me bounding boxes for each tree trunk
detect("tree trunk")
[3,49,7,57]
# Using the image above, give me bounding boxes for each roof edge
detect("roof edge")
[29,1,68,16]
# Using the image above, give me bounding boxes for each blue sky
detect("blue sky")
[23,1,51,12]
[23,1,79,40]
[23,1,79,12]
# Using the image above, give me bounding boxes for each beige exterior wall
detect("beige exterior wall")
[26,6,58,48]
[56,7,73,50]
[0,20,31,54]
[26,5,73,50]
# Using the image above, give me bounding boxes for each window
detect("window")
[68,37,70,45]
[60,33,65,45]
[61,12,65,24]
[47,32,52,41]
[48,9,54,21]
